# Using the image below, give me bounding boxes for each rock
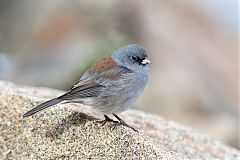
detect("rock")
[0,80,239,159]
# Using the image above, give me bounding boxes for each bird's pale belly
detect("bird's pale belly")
[96,80,145,114]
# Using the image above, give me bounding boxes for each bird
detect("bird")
[23,44,151,131]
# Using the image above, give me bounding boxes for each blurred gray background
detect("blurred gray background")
[0,0,238,148]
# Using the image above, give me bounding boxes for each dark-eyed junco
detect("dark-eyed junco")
[23,44,151,131]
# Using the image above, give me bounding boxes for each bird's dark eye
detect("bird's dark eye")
[131,56,137,61]
[131,56,147,66]
[131,56,144,62]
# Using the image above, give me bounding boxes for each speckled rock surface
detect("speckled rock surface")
[0,81,239,160]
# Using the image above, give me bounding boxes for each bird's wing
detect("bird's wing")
[59,55,132,101]
[58,79,102,100]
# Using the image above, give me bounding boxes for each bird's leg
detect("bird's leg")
[97,115,118,126]
[113,114,138,132]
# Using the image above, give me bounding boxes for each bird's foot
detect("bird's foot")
[112,114,138,132]
[97,115,118,126]
[112,120,138,132]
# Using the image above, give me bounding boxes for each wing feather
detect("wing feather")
[58,67,132,101]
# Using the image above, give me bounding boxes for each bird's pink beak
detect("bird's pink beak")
[141,58,151,65]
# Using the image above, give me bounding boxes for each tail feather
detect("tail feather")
[23,98,63,117]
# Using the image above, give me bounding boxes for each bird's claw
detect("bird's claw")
[111,120,138,132]
[97,115,138,132]
[96,115,118,126]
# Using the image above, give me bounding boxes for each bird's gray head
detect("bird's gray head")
[112,44,151,74]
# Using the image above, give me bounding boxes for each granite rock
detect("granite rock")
[0,80,239,159]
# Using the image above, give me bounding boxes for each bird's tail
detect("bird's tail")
[23,98,63,117]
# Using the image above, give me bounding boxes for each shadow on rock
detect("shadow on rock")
[45,112,98,139]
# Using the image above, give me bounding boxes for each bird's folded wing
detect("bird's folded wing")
[58,79,103,100]
[58,67,133,101]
